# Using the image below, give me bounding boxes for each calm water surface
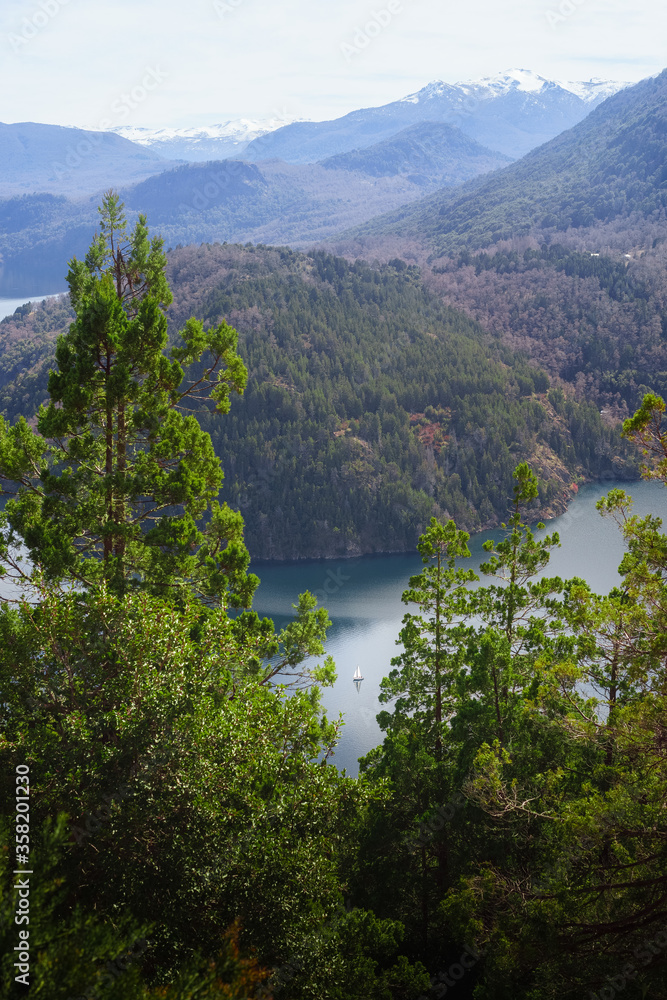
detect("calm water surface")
[0,293,67,323]
[251,479,667,776]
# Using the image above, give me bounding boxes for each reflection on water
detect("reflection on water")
[251,479,667,776]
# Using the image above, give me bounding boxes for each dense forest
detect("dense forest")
[1,199,667,998]
[425,241,667,413]
[0,241,632,560]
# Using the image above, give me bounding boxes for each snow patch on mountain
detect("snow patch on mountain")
[113,116,303,148]
[557,78,628,103]
[401,69,628,107]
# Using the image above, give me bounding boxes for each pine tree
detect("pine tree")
[378,517,477,756]
[0,192,255,606]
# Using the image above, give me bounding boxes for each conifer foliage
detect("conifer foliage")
[0,192,255,606]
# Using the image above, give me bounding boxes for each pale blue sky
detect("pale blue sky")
[1,0,664,128]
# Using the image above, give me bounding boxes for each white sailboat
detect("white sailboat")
[353,665,363,681]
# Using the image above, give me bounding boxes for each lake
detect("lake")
[0,260,68,299]
[1,290,664,775]
[0,292,68,323]
[250,479,667,775]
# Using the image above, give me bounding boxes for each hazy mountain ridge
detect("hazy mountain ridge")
[242,69,627,164]
[321,122,511,184]
[0,121,179,197]
[335,70,667,258]
[0,122,510,287]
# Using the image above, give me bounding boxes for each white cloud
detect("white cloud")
[0,0,664,127]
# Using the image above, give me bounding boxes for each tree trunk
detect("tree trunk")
[114,402,126,560]
[104,350,113,562]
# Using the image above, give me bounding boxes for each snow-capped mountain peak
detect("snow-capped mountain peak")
[402,69,627,107]
[462,68,549,96]
[109,115,307,162]
[556,78,629,103]
[113,116,302,147]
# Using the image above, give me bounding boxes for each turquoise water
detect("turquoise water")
[3,452,664,776]
[250,479,667,775]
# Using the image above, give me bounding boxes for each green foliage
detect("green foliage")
[378,518,477,753]
[358,446,667,997]
[0,245,617,561]
[0,194,254,605]
[0,815,270,999]
[189,246,610,558]
[622,391,667,482]
[0,586,376,997]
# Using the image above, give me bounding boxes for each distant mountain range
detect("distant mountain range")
[0,70,625,203]
[328,69,667,417]
[336,69,667,258]
[0,121,510,291]
[91,70,628,167]
[241,70,627,164]
[0,122,178,197]
[112,116,302,163]
[0,69,633,300]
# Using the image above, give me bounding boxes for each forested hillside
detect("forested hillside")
[321,71,667,421]
[321,123,510,186]
[338,69,667,257]
[3,196,667,1000]
[0,243,632,560]
[424,242,667,413]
